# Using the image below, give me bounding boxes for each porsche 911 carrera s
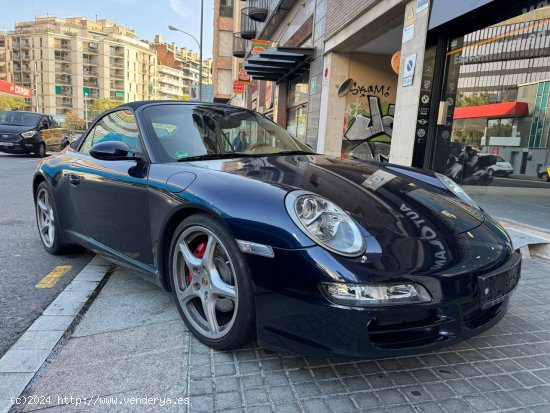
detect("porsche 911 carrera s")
[33,101,521,358]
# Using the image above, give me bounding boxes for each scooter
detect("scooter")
[446,151,495,186]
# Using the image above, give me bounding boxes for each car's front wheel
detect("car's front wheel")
[169,214,255,350]
[543,173,549,183]
[35,142,46,158]
[35,182,73,254]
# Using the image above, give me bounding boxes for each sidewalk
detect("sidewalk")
[7,258,550,413]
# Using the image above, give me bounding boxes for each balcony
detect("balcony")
[110,70,125,79]
[55,86,72,97]
[55,75,72,85]
[245,0,269,22]
[110,47,125,57]
[83,54,98,65]
[233,35,246,59]
[55,52,71,62]
[240,9,257,40]
[110,59,124,68]
[55,64,72,74]
[13,52,31,60]
[55,41,70,50]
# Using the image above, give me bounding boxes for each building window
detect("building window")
[286,72,309,143]
[487,118,513,138]
[220,0,234,17]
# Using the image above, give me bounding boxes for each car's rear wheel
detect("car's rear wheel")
[35,182,73,254]
[169,214,255,350]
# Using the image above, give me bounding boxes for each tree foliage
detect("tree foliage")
[0,96,27,111]
[452,127,485,147]
[456,92,491,108]
[88,98,123,119]
[63,110,86,130]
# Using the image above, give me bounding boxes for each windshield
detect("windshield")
[142,104,315,163]
[0,111,40,127]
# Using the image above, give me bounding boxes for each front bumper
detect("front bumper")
[0,140,35,154]
[248,241,521,359]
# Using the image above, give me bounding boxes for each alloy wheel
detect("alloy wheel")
[36,187,55,248]
[172,226,238,339]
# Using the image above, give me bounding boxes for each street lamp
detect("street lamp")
[84,92,89,126]
[169,0,204,100]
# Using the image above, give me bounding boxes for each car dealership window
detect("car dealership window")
[79,110,140,155]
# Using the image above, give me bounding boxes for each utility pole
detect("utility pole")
[199,0,203,101]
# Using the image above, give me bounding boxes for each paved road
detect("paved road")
[0,152,92,357]
[492,176,550,189]
[472,193,550,232]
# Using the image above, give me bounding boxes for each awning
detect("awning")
[454,102,529,120]
[244,47,314,83]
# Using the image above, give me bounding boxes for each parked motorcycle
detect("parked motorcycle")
[446,146,496,185]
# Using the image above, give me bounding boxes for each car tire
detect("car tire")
[35,142,46,158]
[169,213,255,350]
[35,181,74,254]
[543,173,549,183]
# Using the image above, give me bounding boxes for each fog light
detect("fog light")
[322,282,431,306]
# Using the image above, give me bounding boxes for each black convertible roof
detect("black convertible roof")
[121,100,228,110]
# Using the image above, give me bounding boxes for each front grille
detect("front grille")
[368,310,453,349]
[462,300,504,329]
[0,133,19,141]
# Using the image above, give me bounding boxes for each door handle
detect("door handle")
[69,173,80,185]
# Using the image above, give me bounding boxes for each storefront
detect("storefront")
[416,0,550,187]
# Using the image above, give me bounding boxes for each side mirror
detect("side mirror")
[90,141,141,161]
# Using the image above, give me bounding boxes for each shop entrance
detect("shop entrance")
[424,1,550,189]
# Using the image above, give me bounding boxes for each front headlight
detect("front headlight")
[21,130,36,138]
[285,191,365,256]
[435,172,480,209]
[322,282,432,306]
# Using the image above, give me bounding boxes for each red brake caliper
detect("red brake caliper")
[187,242,207,285]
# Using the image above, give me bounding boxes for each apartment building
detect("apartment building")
[0,33,7,82]
[212,0,235,102]
[4,16,157,117]
[151,37,213,100]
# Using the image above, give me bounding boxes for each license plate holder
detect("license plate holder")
[0,142,14,146]
[478,257,521,310]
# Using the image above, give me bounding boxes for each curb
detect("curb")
[0,256,113,413]
[496,217,550,260]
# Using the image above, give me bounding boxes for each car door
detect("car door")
[70,109,154,268]
[38,116,54,149]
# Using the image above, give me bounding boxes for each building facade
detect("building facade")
[217,0,550,192]
[151,37,213,101]
[2,16,158,117]
[212,0,235,102]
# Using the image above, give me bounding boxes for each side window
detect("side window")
[39,116,49,130]
[79,110,140,155]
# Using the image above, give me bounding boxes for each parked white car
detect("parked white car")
[483,155,514,176]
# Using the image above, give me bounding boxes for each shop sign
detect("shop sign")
[417,0,429,13]
[251,39,269,55]
[403,54,417,87]
[265,82,273,109]
[233,81,246,94]
[238,66,251,84]
[0,79,32,98]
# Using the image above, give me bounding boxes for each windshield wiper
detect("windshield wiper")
[178,153,258,162]
[270,150,315,156]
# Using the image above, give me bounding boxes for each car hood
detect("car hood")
[187,154,485,240]
[0,124,34,135]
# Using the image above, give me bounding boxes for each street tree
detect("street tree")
[88,98,123,119]
[63,110,86,131]
[456,92,491,108]
[0,96,27,111]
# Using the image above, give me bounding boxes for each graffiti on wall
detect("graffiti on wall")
[342,88,395,162]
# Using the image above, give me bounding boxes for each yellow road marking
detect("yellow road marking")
[35,265,72,289]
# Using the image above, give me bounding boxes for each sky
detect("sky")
[0,0,215,58]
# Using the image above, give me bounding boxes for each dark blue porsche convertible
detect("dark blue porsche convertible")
[33,101,521,358]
